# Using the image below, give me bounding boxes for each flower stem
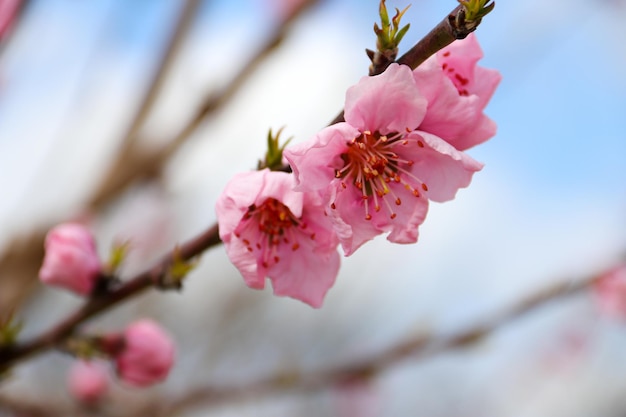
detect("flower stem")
[396,4,483,69]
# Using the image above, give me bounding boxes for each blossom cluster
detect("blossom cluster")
[68,319,176,403]
[216,34,501,307]
[36,224,175,402]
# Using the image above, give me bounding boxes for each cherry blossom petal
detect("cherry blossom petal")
[413,34,501,151]
[285,123,360,192]
[402,131,483,202]
[270,228,340,307]
[345,63,427,134]
[216,170,303,243]
[329,183,429,255]
[216,170,340,307]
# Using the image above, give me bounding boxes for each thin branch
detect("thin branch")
[86,0,203,211]
[159,264,615,415]
[0,395,70,417]
[0,224,220,374]
[86,0,322,211]
[395,4,483,70]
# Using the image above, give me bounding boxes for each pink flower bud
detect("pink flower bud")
[67,360,109,404]
[115,319,175,387]
[39,223,102,295]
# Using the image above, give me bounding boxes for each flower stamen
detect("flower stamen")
[237,198,313,268]
[337,129,425,221]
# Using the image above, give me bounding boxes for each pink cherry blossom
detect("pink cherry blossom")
[216,169,340,308]
[39,223,102,295]
[115,319,175,387]
[284,63,483,255]
[413,33,501,151]
[593,264,626,320]
[67,360,109,404]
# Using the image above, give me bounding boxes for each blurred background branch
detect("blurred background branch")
[1,256,623,417]
[157,259,621,416]
[0,0,322,318]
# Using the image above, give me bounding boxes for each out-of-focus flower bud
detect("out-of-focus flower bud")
[39,223,102,296]
[115,319,175,387]
[67,360,109,404]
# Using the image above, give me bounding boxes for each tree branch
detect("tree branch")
[0,224,221,374]
[159,263,615,415]
[86,0,203,211]
[86,0,322,211]
[330,3,491,125]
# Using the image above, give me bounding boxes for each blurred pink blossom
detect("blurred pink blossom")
[593,264,626,319]
[38,223,102,295]
[0,0,22,42]
[115,319,175,387]
[334,378,380,417]
[67,360,109,404]
[285,64,483,255]
[264,0,307,21]
[413,33,501,151]
[216,169,340,307]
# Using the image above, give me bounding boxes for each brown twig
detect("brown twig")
[87,0,322,211]
[86,0,203,211]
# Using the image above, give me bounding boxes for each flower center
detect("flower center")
[333,130,427,221]
[236,198,314,268]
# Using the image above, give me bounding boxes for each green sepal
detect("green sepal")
[373,1,411,55]
[379,0,390,29]
[0,312,22,347]
[394,22,410,46]
[64,336,103,359]
[160,247,199,290]
[458,0,495,22]
[258,127,293,172]
[106,240,131,275]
